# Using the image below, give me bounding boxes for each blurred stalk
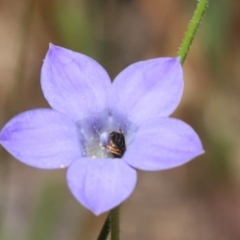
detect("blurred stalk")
[26,184,65,240]
[55,0,97,58]
[99,0,118,77]
[0,0,34,232]
[5,0,34,118]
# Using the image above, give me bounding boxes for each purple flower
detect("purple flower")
[0,44,204,215]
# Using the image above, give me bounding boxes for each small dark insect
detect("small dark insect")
[104,131,126,158]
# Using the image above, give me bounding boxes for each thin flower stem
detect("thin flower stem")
[178,0,208,64]
[110,206,120,240]
[97,214,110,240]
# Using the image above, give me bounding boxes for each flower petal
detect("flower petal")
[41,44,111,121]
[123,117,204,171]
[111,58,183,125]
[0,109,84,169]
[67,158,137,215]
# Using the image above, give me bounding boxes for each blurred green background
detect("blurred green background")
[0,0,239,239]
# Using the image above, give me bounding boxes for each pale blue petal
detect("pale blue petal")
[111,58,183,125]
[41,44,111,121]
[0,109,84,169]
[123,117,204,170]
[67,158,137,215]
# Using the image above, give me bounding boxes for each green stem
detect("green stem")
[110,207,120,240]
[97,214,110,240]
[178,0,208,64]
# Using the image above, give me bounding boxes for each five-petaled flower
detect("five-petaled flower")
[0,44,204,215]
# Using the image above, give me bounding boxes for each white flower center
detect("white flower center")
[84,132,111,158]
